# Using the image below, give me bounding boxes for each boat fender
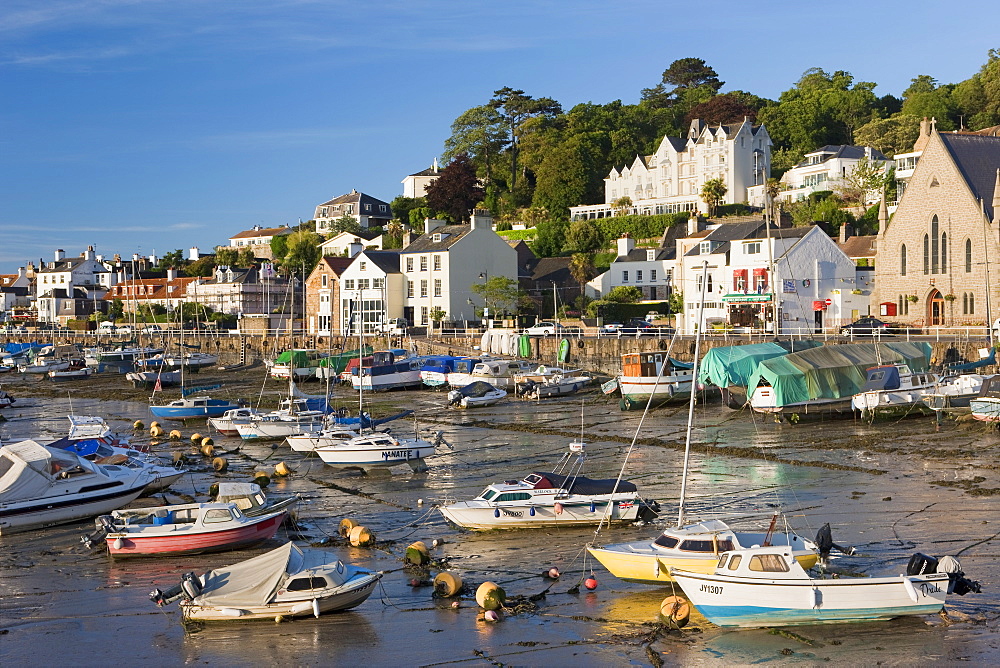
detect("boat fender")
[201,444,215,458]
[433,572,463,598]
[180,572,203,600]
[659,595,690,627]
[313,598,321,618]
[811,586,822,609]
[901,576,919,603]
[190,433,203,444]
[657,339,667,350]
[220,608,245,617]
[554,502,563,515]
[494,507,500,518]
[288,601,313,615]
[113,537,124,550]
[906,553,938,576]
[405,541,430,566]
[577,339,585,349]
[529,507,535,516]
[589,502,596,513]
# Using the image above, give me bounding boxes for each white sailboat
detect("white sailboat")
[587,260,819,584]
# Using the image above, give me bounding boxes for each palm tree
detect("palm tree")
[700,178,727,217]
[611,196,633,217]
[569,253,596,291]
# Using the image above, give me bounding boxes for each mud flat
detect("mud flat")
[0,378,997,666]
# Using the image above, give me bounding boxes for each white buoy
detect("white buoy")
[417,498,424,506]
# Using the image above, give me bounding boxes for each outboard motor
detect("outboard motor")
[447,390,461,406]
[637,500,661,523]
[905,552,938,575]
[149,571,202,607]
[815,523,857,565]
[931,555,982,596]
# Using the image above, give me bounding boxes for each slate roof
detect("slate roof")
[408,166,440,177]
[527,257,573,284]
[360,250,401,274]
[938,133,1000,221]
[401,225,471,253]
[317,190,392,211]
[36,257,109,274]
[316,256,353,276]
[616,247,674,263]
[683,221,812,257]
[797,145,889,166]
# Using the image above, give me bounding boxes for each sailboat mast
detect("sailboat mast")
[357,292,363,422]
[677,259,709,528]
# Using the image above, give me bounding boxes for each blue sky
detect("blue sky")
[1,0,996,273]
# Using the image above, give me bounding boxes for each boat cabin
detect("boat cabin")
[621,353,690,378]
[475,471,638,502]
[711,547,806,579]
[860,364,935,392]
[652,519,737,554]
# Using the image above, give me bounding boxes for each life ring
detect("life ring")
[802,279,811,287]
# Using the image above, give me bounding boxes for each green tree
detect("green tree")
[108,298,124,322]
[700,178,728,217]
[901,76,957,130]
[471,276,521,316]
[854,114,922,156]
[569,253,596,290]
[270,234,289,264]
[157,249,184,269]
[530,219,568,257]
[443,105,507,186]
[612,195,633,216]
[328,215,363,236]
[389,196,427,228]
[424,154,485,223]
[185,256,216,277]
[282,229,323,276]
[604,285,644,303]
[563,220,603,253]
[214,246,238,266]
[836,157,890,208]
[641,57,724,109]
[489,87,562,192]
[530,134,605,218]
[236,247,256,267]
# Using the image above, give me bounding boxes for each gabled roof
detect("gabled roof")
[37,257,109,274]
[938,133,1000,221]
[839,235,878,259]
[401,224,471,252]
[230,226,292,240]
[683,221,812,257]
[358,250,401,274]
[615,247,674,263]
[407,166,440,177]
[317,190,391,208]
[527,257,573,284]
[315,256,353,276]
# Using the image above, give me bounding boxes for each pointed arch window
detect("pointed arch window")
[900,244,907,276]
[941,231,947,274]
[966,238,973,272]
[931,215,940,273]
[923,234,929,274]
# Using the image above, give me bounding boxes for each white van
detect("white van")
[381,318,408,336]
[98,321,118,332]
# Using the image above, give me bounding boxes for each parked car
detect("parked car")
[141,325,163,333]
[380,318,408,336]
[839,316,895,336]
[523,321,564,336]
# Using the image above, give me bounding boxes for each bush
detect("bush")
[497,229,536,241]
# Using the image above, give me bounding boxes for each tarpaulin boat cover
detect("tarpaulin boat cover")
[534,472,638,495]
[456,381,500,398]
[698,341,824,389]
[0,440,87,502]
[196,542,351,607]
[746,342,932,408]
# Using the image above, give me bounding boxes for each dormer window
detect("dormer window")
[432,233,441,243]
[646,249,655,261]
[700,241,712,255]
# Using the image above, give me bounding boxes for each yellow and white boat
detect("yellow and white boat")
[588,518,818,585]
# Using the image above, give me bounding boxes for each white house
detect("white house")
[675,221,863,334]
[769,145,891,205]
[586,234,674,301]
[399,210,518,327]
[570,118,771,220]
[319,230,384,257]
[337,250,404,334]
[401,160,442,199]
[194,265,292,316]
[35,248,113,324]
[314,189,393,232]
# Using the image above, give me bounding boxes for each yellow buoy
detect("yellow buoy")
[212,457,228,472]
[339,518,357,537]
[433,572,463,598]
[169,429,182,440]
[201,444,215,458]
[150,421,160,429]
[209,483,220,498]
[475,581,506,611]
[133,420,144,431]
[201,436,214,447]
[659,595,690,627]
[190,433,203,444]
[172,451,186,465]
[253,472,271,488]
[348,525,374,547]
[150,425,165,438]
[405,541,430,566]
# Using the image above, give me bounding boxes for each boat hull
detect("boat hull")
[0,483,148,535]
[106,512,285,557]
[618,375,693,410]
[150,400,241,420]
[672,570,949,627]
[315,441,435,467]
[439,498,643,530]
[970,397,1000,422]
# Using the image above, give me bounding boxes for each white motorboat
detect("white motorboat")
[439,439,658,530]
[208,407,264,436]
[517,373,591,399]
[448,359,532,390]
[150,541,382,621]
[447,381,507,408]
[921,373,997,413]
[20,358,71,374]
[0,440,154,535]
[285,424,359,452]
[314,432,435,470]
[671,546,980,628]
[48,366,93,381]
[511,364,580,385]
[851,363,940,419]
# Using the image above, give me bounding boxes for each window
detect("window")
[941,232,947,274]
[432,233,441,243]
[727,555,742,570]
[744,241,761,254]
[379,205,387,212]
[433,279,442,297]
[343,279,354,290]
[433,255,441,271]
[636,270,643,282]
[204,508,234,524]
[651,269,657,282]
[963,292,976,315]
[748,554,790,573]
[286,577,328,591]
[923,234,929,274]
[966,238,973,272]
[373,278,384,289]
[420,256,428,271]
[495,492,532,502]
[358,279,369,290]
[700,241,712,255]
[653,535,678,548]
[420,306,428,325]
[360,261,367,271]
[321,274,328,288]
[931,215,940,273]
[406,257,413,272]
[420,280,428,297]
[407,281,414,298]
[901,244,907,276]
[678,538,735,553]
[622,271,629,283]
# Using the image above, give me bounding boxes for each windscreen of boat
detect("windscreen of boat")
[653,535,678,548]
[678,538,735,553]
[480,489,497,501]
[748,553,790,572]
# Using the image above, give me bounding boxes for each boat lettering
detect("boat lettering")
[919,582,942,596]
[699,584,723,595]
[381,449,413,460]
[500,509,522,517]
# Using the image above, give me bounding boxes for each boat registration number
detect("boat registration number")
[699,584,723,595]
[382,449,414,460]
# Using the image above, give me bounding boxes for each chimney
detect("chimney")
[469,209,492,231]
[687,212,700,235]
[148,253,158,266]
[433,157,439,173]
[402,226,414,248]
[132,253,140,263]
[54,249,65,261]
[617,233,635,257]
[348,240,363,257]
[425,217,446,234]
[189,247,200,261]
[166,267,177,281]
[993,169,1000,224]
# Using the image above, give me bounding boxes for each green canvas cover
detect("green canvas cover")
[699,341,824,389]
[746,342,932,408]
[316,346,373,372]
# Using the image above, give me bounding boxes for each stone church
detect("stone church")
[875,125,1000,327]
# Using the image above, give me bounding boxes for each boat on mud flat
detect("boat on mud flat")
[671,546,981,628]
[150,395,242,420]
[149,541,382,621]
[447,381,506,408]
[0,440,153,535]
[438,439,658,530]
[850,363,940,419]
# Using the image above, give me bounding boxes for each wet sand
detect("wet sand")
[1,368,998,666]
